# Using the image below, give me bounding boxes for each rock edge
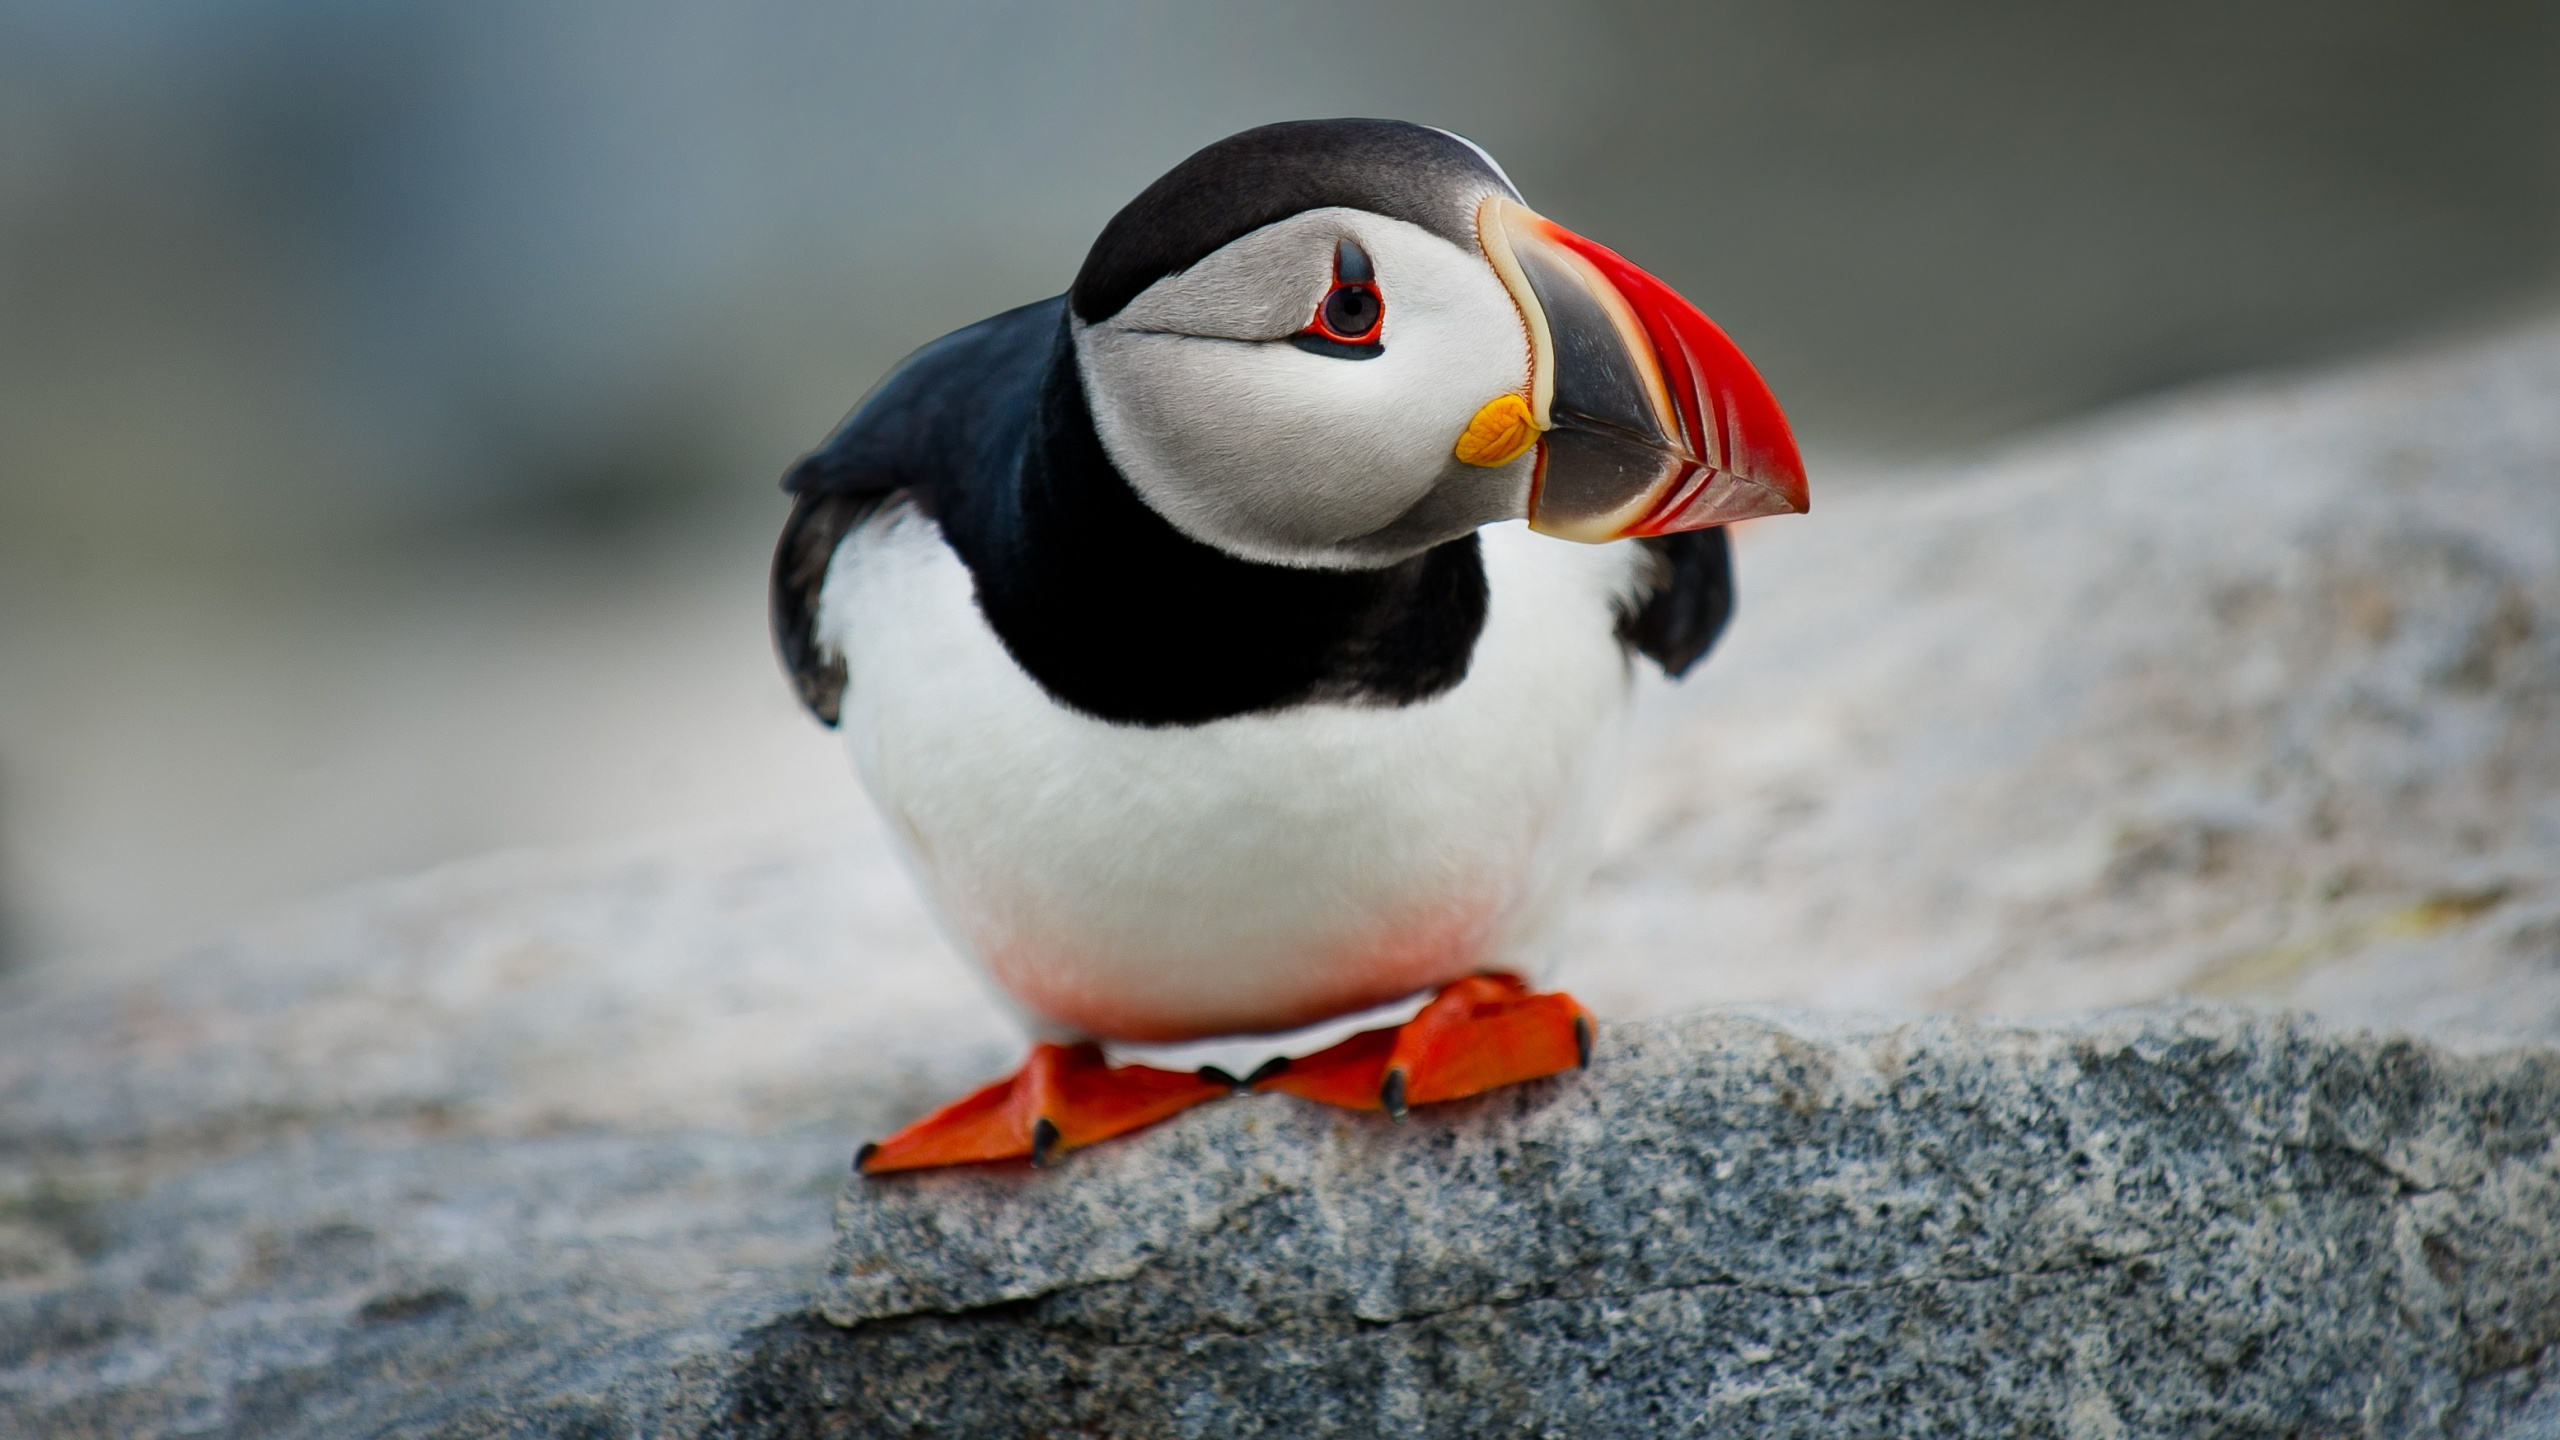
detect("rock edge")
[718,1006,2560,1439]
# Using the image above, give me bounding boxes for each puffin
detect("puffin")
[770,119,1807,1174]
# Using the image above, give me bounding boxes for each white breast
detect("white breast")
[821,505,1643,1044]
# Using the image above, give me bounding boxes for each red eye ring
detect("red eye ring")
[1303,238,1384,347]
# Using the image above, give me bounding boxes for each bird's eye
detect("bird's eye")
[1292,238,1385,359]
[1321,285,1381,340]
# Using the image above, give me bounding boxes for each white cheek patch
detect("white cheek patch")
[1111,213,1342,341]
[1080,211,1532,568]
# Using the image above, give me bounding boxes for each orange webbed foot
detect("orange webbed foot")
[1254,974,1592,1118]
[856,1042,1231,1175]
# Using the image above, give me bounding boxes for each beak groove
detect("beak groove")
[1478,197,1808,542]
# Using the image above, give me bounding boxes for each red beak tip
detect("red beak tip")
[1540,226,1808,529]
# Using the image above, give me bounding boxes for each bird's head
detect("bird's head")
[1070,119,1808,569]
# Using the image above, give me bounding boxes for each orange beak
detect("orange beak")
[1476,196,1808,542]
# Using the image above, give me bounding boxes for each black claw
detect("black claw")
[1197,1065,1241,1089]
[1030,1117,1060,1167]
[1381,1068,1408,1121]
[1244,1055,1293,1086]
[853,1142,879,1173]
[1575,1015,1593,1069]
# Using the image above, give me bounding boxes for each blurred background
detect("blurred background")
[5,0,2560,975]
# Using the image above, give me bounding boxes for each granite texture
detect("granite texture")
[1559,319,2560,1046]
[0,829,965,1439]
[5,320,2559,1436]
[731,1008,2560,1439]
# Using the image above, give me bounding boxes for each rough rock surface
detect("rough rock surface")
[5,318,2560,1436]
[746,1008,2560,1439]
[0,830,985,1439]
[1563,319,2560,1045]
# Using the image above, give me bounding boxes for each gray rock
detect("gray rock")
[1562,320,2560,1047]
[0,827,974,1439]
[743,1007,2560,1439]
[6,319,2560,1435]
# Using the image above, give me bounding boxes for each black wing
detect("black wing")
[771,490,889,724]
[769,297,1063,725]
[1617,526,1734,678]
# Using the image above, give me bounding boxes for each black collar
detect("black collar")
[936,306,1490,727]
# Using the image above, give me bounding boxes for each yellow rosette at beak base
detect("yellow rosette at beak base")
[1453,393,1540,468]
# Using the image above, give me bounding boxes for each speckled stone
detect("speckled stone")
[11,318,2560,1438]
[730,1007,2560,1439]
